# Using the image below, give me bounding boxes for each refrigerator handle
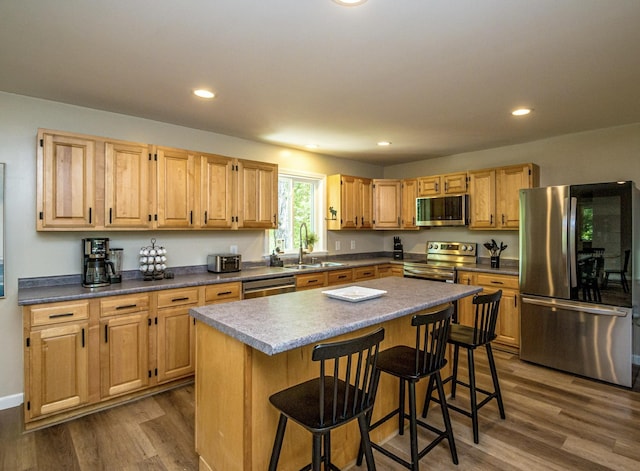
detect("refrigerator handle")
[568,196,577,288]
[521,295,630,317]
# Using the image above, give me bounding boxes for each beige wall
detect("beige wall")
[1,90,639,402]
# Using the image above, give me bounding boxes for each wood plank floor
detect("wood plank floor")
[1,351,639,470]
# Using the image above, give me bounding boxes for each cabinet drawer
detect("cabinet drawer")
[157,287,200,308]
[377,265,393,278]
[353,266,377,281]
[205,282,241,303]
[328,269,353,285]
[30,301,90,327]
[475,273,519,289]
[100,294,150,317]
[296,272,328,290]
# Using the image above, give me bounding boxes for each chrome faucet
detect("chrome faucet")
[298,222,308,265]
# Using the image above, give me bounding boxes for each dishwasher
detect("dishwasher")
[242,275,296,299]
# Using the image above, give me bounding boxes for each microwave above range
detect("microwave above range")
[415,194,468,227]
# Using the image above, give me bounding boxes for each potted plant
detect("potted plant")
[306,232,319,252]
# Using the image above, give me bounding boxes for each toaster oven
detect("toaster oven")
[207,254,241,273]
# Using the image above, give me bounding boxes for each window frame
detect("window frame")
[267,168,326,256]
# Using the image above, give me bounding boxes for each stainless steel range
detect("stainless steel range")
[403,241,477,282]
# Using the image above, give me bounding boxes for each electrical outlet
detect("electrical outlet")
[350,240,356,250]
[335,241,341,251]
[230,245,238,254]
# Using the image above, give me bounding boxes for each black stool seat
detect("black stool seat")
[268,328,385,471]
[270,376,364,433]
[423,290,505,444]
[358,305,457,471]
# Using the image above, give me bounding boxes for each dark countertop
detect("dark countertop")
[18,258,394,305]
[190,277,482,355]
[17,256,518,306]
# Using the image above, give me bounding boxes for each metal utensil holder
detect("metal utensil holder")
[139,238,167,280]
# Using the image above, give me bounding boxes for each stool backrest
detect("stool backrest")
[471,290,502,345]
[412,305,454,377]
[312,327,385,427]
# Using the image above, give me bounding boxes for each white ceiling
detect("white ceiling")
[1,0,639,165]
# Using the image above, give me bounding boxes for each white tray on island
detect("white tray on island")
[321,286,387,302]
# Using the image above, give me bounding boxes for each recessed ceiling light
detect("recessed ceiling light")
[512,108,532,116]
[377,141,391,147]
[305,144,319,149]
[194,89,215,99]
[333,0,368,6]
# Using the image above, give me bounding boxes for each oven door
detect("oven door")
[403,263,455,283]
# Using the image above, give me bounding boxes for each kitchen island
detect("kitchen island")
[189,277,481,471]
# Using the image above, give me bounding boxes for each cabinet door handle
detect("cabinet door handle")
[308,279,318,284]
[116,304,137,310]
[273,214,277,225]
[490,214,493,224]
[204,211,208,224]
[171,297,190,302]
[435,182,439,192]
[49,312,73,319]
[89,207,92,224]
[502,214,505,224]
[82,328,85,348]
[490,281,504,285]
[338,275,347,279]
[109,208,113,224]
[104,325,108,343]
[190,211,193,225]
[514,295,518,308]
[217,291,232,296]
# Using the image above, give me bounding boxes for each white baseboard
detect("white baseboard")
[0,393,23,411]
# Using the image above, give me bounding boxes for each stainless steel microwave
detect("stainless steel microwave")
[416,194,468,226]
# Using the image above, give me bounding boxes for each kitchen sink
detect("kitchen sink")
[283,262,346,270]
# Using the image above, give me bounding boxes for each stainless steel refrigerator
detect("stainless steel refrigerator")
[519,181,638,387]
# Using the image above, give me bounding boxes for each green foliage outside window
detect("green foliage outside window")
[581,207,593,241]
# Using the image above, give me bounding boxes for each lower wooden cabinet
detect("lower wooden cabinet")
[456,271,520,352]
[377,263,404,278]
[22,281,241,430]
[100,311,149,398]
[27,321,90,420]
[296,271,328,290]
[353,265,377,281]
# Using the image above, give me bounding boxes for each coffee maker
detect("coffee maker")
[82,238,113,288]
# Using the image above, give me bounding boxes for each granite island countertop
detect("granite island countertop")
[189,276,481,356]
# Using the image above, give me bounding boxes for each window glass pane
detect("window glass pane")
[274,173,321,253]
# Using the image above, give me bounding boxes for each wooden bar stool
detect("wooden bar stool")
[423,290,505,444]
[268,328,385,471]
[358,305,457,471]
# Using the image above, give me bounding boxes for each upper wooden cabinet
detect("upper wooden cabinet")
[199,153,234,229]
[105,140,151,229]
[327,174,373,230]
[236,159,278,229]
[155,146,197,229]
[468,163,539,230]
[417,172,467,197]
[400,178,419,230]
[37,131,97,229]
[373,179,401,229]
[37,129,278,231]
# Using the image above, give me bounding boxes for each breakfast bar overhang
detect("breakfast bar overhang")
[189,277,481,471]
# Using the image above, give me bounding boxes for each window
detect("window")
[270,170,324,254]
